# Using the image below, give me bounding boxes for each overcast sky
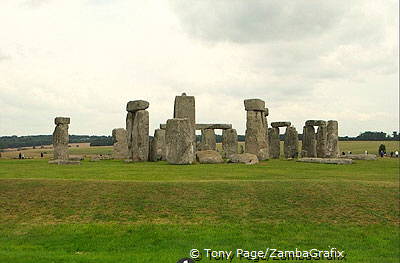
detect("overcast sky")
[0,0,398,137]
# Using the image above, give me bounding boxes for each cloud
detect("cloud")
[0,0,398,137]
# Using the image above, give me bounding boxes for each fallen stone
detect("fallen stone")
[271,121,291,128]
[297,158,352,165]
[196,150,224,164]
[228,153,259,165]
[69,155,84,161]
[244,99,266,111]
[126,100,149,112]
[341,154,377,160]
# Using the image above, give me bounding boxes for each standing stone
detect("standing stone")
[244,99,269,160]
[200,128,216,151]
[174,93,195,137]
[126,100,150,162]
[165,118,195,164]
[316,123,328,158]
[53,117,70,160]
[268,127,280,159]
[301,125,317,157]
[112,128,129,159]
[150,129,166,161]
[222,128,238,158]
[326,120,339,158]
[284,126,299,158]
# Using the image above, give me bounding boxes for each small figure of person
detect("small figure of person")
[40,152,44,158]
[21,153,25,159]
[395,151,399,158]
[365,150,368,155]
[380,150,384,158]
[18,152,22,159]
[342,152,345,156]
[390,152,394,158]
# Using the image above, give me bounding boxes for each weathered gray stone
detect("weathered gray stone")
[228,153,259,165]
[53,117,69,161]
[297,157,352,165]
[196,150,224,164]
[316,123,327,158]
[200,128,216,151]
[222,128,238,158]
[244,99,266,111]
[165,118,195,164]
[126,100,149,112]
[301,125,317,157]
[245,110,269,160]
[112,128,129,160]
[271,121,291,128]
[326,120,339,158]
[149,129,166,162]
[284,126,299,158]
[264,108,269,117]
[54,117,70,125]
[268,127,280,159]
[174,94,196,149]
[127,110,149,161]
[305,120,327,126]
[340,154,377,160]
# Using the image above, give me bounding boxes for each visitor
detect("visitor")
[390,152,394,157]
[380,150,384,158]
[40,152,44,158]
[18,152,22,159]
[365,150,368,155]
[395,151,399,158]
[342,152,345,155]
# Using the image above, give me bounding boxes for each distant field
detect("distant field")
[0,155,398,262]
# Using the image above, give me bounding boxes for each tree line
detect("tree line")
[0,131,398,149]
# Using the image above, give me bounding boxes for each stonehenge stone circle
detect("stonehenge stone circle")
[165,118,195,164]
[222,128,238,158]
[196,150,224,164]
[53,117,70,161]
[284,126,299,158]
[126,100,149,162]
[301,125,317,157]
[326,120,339,158]
[112,128,129,159]
[316,123,328,158]
[200,128,217,151]
[149,129,166,161]
[244,99,269,160]
[271,122,291,128]
[268,127,280,159]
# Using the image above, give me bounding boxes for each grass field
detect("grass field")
[0,141,399,262]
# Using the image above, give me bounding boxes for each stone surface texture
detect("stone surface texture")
[222,128,238,158]
[316,123,327,158]
[200,128,217,151]
[112,128,129,159]
[165,118,195,164]
[326,120,339,158]
[268,127,280,159]
[53,117,69,161]
[228,153,259,165]
[245,107,269,160]
[196,150,224,164]
[150,129,166,161]
[301,125,317,157]
[126,100,149,112]
[284,126,299,158]
[297,157,352,165]
[271,121,291,128]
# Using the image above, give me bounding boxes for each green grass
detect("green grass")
[0,146,399,262]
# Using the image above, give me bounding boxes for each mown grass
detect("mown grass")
[0,151,399,262]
